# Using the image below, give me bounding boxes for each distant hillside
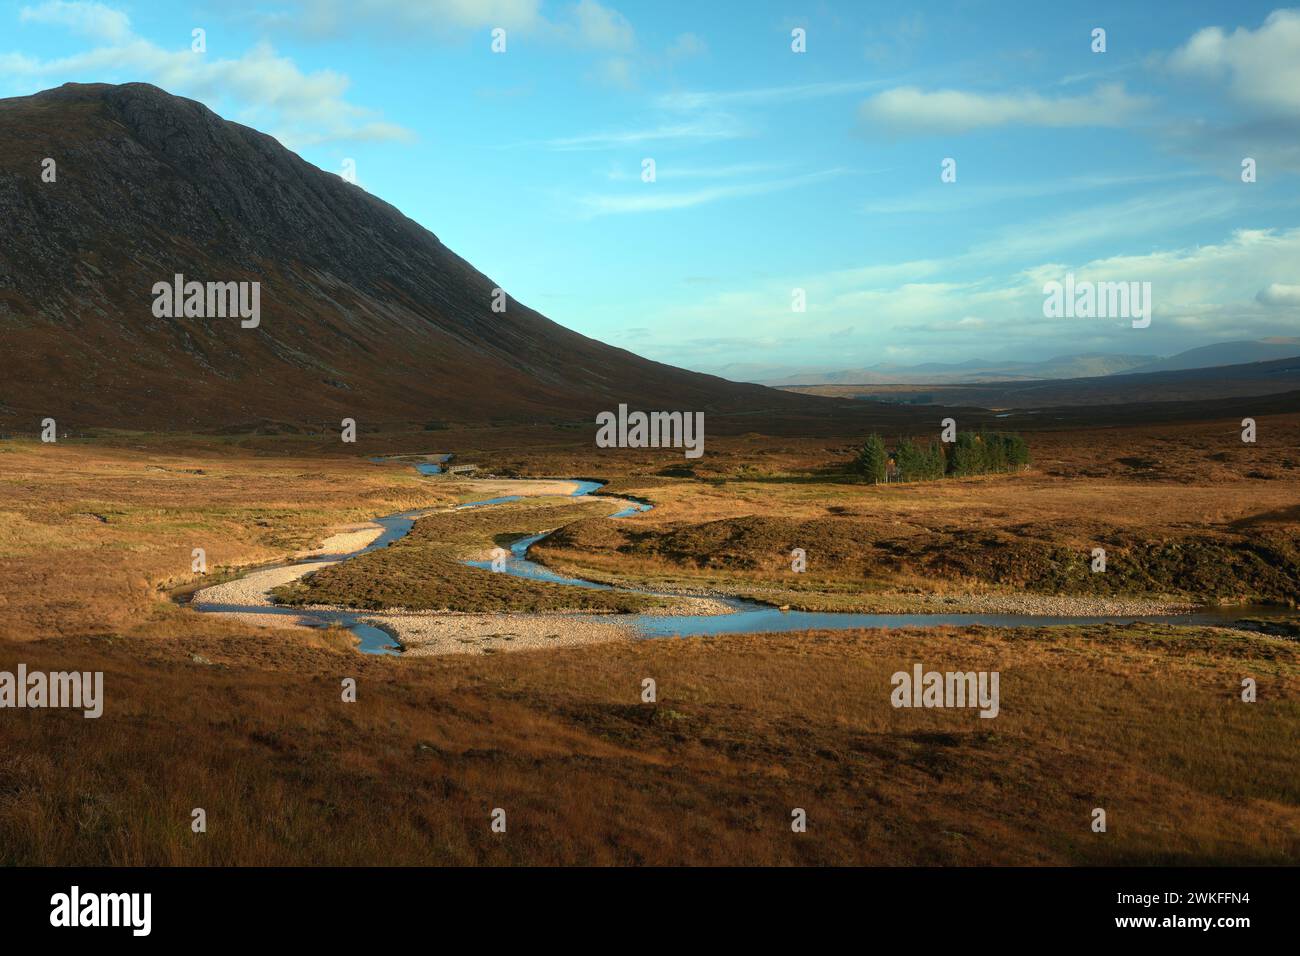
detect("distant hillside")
[1129,339,1300,374]
[748,340,1300,387]
[779,355,1300,409]
[726,353,1154,386]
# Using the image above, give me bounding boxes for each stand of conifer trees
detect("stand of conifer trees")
[854,433,888,483]
[853,431,1029,483]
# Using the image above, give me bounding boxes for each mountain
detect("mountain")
[779,355,1300,408]
[731,353,1156,386]
[742,340,1300,387]
[0,83,803,430]
[1128,339,1300,374]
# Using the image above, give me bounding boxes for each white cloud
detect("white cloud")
[859,83,1151,134]
[19,1,130,42]
[1169,9,1300,113]
[1257,282,1300,306]
[3,8,411,146]
[637,227,1300,368]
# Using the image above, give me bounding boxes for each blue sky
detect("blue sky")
[4,0,1299,379]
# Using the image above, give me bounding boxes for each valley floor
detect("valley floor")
[0,416,1297,864]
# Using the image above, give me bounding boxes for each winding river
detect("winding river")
[188,455,1294,654]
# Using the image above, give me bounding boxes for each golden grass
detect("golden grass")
[1,622,1295,865]
[0,440,461,640]
[1,419,1297,865]
[525,416,1300,608]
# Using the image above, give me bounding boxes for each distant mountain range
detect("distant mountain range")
[780,354,1300,409]
[1124,340,1300,374]
[727,340,1300,386]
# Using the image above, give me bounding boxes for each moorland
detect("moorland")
[1,405,1297,865]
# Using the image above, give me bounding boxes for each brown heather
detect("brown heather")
[0,413,1297,864]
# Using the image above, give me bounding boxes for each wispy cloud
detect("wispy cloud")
[604,160,788,182]
[547,78,891,151]
[859,171,1205,216]
[270,0,543,38]
[4,3,412,146]
[574,168,846,216]
[642,226,1300,370]
[283,0,638,49]
[544,114,750,150]
[943,185,1253,272]
[20,1,130,42]
[655,78,892,112]
[859,83,1152,135]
